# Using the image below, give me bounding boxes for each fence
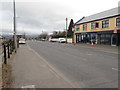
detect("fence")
[0,43,3,66]
[1,39,19,64]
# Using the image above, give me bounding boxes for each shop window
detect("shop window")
[96,23,99,28]
[83,24,87,31]
[116,18,120,27]
[91,22,99,29]
[102,20,109,28]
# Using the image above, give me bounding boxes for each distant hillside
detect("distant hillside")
[2,34,39,40]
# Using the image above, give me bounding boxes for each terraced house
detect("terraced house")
[74,7,120,46]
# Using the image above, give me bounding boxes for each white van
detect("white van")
[19,38,26,44]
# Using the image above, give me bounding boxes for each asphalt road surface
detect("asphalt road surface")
[27,40,118,88]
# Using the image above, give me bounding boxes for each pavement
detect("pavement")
[12,44,73,88]
[27,41,118,88]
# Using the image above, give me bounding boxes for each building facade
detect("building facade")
[74,7,120,46]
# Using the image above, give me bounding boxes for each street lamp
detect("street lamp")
[13,0,17,52]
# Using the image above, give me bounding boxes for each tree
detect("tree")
[58,31,66,37]
[38,32,48,39]
[51,31,66,38]
[52,31,59,38]
[52,31,58,36]
[67,19,74,38]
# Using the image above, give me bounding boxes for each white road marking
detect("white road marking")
[21,85,35,88]
[49,69,60,78]
[82,58,88,61]
[99,50,118,54]
[112,68,119,71]
[87,54,93,55]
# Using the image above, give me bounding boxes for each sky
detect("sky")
[0,0,119,35]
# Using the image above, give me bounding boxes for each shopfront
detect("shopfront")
[75,30,120,46]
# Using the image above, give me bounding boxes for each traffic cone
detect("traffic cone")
[91,42,95,47]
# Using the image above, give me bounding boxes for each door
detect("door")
[111,34,117,46]
[90,33,97,44]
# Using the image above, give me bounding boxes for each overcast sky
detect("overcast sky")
[0,0,119,35]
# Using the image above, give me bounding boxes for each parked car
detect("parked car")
[59,38,66,43]
[50,38,59,42]
[41,39,48,41]
[41,39,45,41]
[19,38,26,44]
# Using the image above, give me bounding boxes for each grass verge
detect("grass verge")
[2,63,12,88]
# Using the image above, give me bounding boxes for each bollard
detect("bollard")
[8,43,10,58]
[17,39,19,48]
[13,41,15,50]
[10,41,12,54]
[11,41,14,52]
[4,44,7,64]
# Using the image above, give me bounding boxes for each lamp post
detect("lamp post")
[13,0,17,52]
[66,18,68,44]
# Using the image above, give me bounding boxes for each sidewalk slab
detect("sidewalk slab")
[12,45,73,88]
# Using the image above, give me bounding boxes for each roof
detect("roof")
[75,7,119,25]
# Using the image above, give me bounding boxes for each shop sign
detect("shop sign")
[113,29,117,33]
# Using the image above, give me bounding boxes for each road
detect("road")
[27,40,118,88]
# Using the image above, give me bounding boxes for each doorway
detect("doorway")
[111,34,117,46]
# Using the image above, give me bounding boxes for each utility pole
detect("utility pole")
[13,0,17,52]
[42,30,43,39]
[66,18,68,44]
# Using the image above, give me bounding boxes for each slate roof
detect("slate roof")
[75,7,119,25]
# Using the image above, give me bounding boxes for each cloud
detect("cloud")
[1,1,75,33]
[15,2,74,28]
[0,0,119,35]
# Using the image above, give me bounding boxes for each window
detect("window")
[116,18,120,27]
[75,26,80,31]
[91,22,99,30]
[96,23,99,28]
[102,20,109,28]
[83,24,87,31]
[91,23,95,29]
